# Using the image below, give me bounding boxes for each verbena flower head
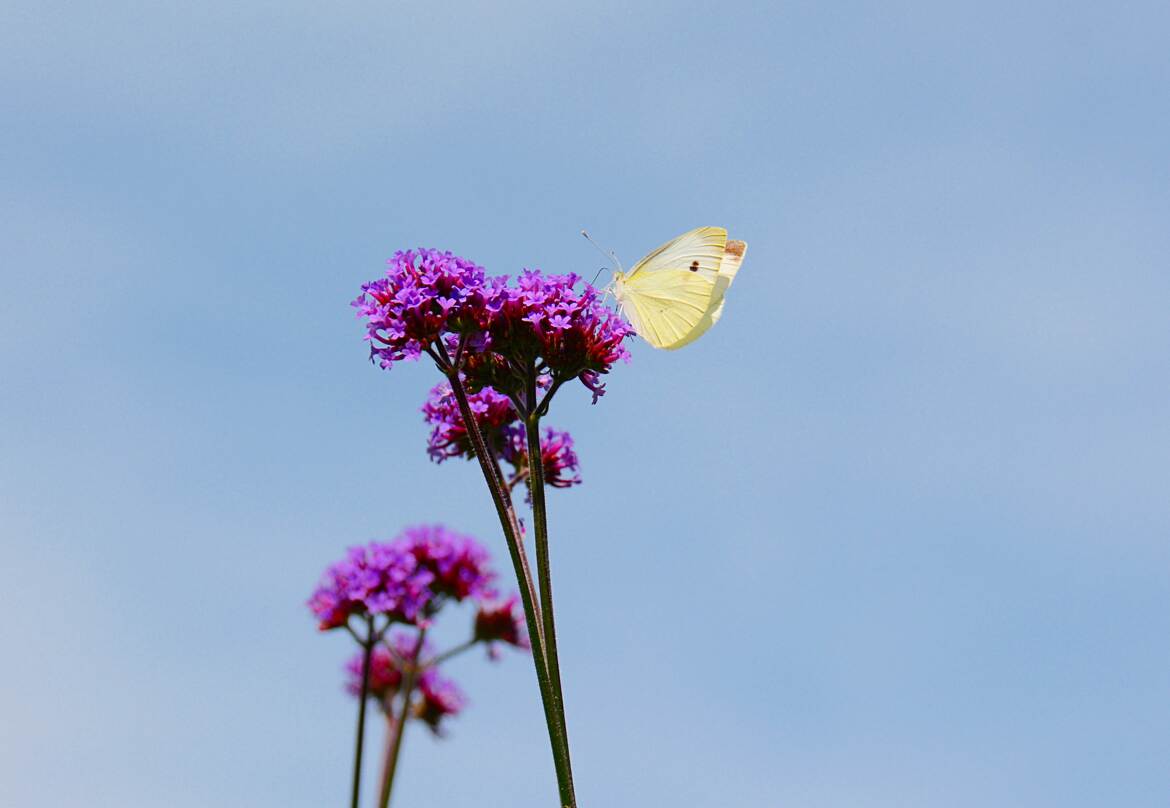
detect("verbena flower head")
[345,633,467,733]
[353,249,488,370]
[538,429,581,488]
[397,524,497,603]
[414,671,466,735]
[308,525,497,630]
[357,253,632,407]
[343,632,434,701]
[344,646,401,700]
[503,426,581,489]
[307,542,436,630]
[466,271,634,404]
[421,383,585,488]
[422,382,583,490]
[422,382,515,462]
[474,595,530,657]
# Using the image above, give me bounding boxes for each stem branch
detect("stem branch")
[424,638,478,669]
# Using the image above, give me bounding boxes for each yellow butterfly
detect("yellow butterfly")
[605,226,747,350]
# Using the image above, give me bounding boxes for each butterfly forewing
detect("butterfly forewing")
[660,239,750,350]
[626,226,728,281]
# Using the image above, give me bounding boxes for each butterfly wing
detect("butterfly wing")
[692,237,748,329]
[716,239,747,288]
[627,226,728,282]
[617,228,746,350]
[619,269,716,349]
[663,239,749,349]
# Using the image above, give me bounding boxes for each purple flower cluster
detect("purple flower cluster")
[307,542,436,631]
[505,427,581,489]
[353,249,488,369]
[343,632,430,700]
[422,383,516,463]
[307,525,497,631]
[400,524,497,602]
[344,633,467,735]
[466,271,634,403]
[355,254,633,404]
[474,595,530,656]
[422,382,582,489]
[415,673,466,735]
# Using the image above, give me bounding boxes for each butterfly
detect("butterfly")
[601,226,747,350]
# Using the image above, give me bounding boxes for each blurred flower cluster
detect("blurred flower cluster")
[343,634,471,735]
[308,525,496,631]
[309,523,528,804]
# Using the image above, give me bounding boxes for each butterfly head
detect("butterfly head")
[608,271,627,300]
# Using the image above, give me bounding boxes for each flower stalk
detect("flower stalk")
[375,714,401,808]
[377,630,427,808]
[525,404,573,780]
[425,638,478,669]
[351,616,375,808]
[446,369,577,808]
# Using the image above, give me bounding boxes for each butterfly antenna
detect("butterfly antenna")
[580,230,625,274]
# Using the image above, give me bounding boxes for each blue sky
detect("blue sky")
[2,1,1169,806]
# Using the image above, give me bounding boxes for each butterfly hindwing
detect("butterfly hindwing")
[621,268,717,349]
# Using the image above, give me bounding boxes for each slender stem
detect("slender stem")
[350,616,375,808]
[374,713,399,808]
[524,392,575,796]
[534,378,565,418]
[489,458,543,651]
[377,629,427,808]
[445,370,576,808]
[446,371,547,654]
[507,467,530,491]
[445,371,544,650]
[423,638,477,669]
[381,641,410,670]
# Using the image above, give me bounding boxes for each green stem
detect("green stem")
[374,713,401,808]
[524,407,575,797]
[424,638,477,669]
[377,629,427,808]
[350,616,374,808]
[445,371,543,648]
[446,370,576,808]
